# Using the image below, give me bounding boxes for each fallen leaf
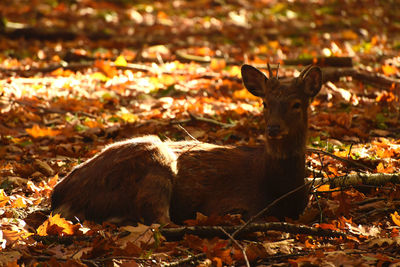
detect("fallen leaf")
[26,124,61,138]
[391,211,400,227]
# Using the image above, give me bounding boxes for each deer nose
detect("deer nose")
[267,125,281,138]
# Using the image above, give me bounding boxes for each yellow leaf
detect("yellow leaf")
[377,162,385,172]
[119,113,138,123]
[391,211,400,227]
[117,107,138,123]
[228,65,241,77]
[92,72,109,82]
[114,55,127,67]
[232,88,259,101]
[382,64,398,76]
[36,221,49,236]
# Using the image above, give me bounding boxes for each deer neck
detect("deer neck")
[262,128,307,186]
[264,130,307,160]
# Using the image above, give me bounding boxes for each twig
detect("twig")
[218,226,250,267]
[21,255,100,266]
[188,112,235,128]
[231,183,308,238]
[177,124,199,142]
[307,147,373,171]
[354,207,394,221]
[9,98,97,119]
[161,253,206,267]
[355,197,386,206]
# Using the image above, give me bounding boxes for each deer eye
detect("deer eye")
[292,101,301,110]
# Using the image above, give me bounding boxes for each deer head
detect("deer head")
[241,64,322,158]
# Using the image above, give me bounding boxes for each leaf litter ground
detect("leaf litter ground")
[0,0,400,266]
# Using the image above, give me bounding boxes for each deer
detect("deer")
[51,64,322,225]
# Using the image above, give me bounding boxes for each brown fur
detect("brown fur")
[51,64,322,224]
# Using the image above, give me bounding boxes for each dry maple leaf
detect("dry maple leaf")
[37,213,80,236]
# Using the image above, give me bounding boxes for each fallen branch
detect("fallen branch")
[176,49,353,68]
[160,221,347,240]
[323,67,400,90]
[306,172,400,188]
[307,147,373,171]
[284,57,353,67]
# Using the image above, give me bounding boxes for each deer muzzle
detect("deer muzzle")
[267,125,288,139]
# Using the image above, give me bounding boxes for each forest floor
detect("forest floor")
[1,0,400,266]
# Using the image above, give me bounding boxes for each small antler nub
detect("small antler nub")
[276,63,280,79]
[267,63,273,78]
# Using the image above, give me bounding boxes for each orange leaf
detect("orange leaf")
[328,166,340,176]
[11,197,26,208]
[341,29,358,40]
[391,211,400,227]
[0,190,10,207]
[210,58,226,71]
[94,60,118,77]
[26,124,61,138]
[316,184,338,192]
[391,228,399,237]
[47,174,59,188]
[232,88,259,101]
[316,223,337,231]
[196,47,214,57]
[37,213,79,236]
[304,239,318,248]
[2,229,32,248]
[212,257,223,267]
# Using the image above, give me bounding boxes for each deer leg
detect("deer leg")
[135,169,173,225]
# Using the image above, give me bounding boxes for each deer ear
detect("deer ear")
[301,66,322,97]
[241,64,267,97]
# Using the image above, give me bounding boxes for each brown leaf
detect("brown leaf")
[33,159,54,176]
